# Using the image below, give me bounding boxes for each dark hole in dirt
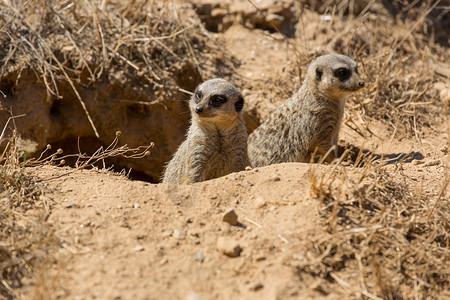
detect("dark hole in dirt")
[126,169,157,182]
[0,79,15,98]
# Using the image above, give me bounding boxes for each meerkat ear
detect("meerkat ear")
[235,96,244,112]
[315,67,323,81]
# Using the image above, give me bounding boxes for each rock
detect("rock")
[412,159,424,165]
[267,14,284,27]
[434,82,450,105]
[185,293,202,300]
[242,88,251,96]
[254,196,266,208]
[173,229,183,239]
[423,159,440,167]
[269,174,281,182]
[211,8,227,19]
[193,251,204,262]
[222,208,238,226]
[440,88,450,105]
[249,282,264,291]
[217,237,242,257]
[133,245,145,252]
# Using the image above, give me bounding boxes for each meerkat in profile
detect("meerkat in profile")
[248,54,365,167]
[162,78,249,184]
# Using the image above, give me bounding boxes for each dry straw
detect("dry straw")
[305,151,449,299]
[0,0,206,137]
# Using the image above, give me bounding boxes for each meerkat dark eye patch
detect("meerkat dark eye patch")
[315,68,323,81]
[195,91,202,103]
[209,95,227,108]
[235,96,244,112]
[334,68,351,81]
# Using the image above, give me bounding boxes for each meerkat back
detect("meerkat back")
[162,78,249,184]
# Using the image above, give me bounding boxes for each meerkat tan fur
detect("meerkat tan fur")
[162,78,250,184]
[248,54,365,167]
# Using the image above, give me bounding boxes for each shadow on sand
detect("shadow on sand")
[337,144,424,167]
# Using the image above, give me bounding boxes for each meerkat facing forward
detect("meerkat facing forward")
[162,78,249,184]
[248,54,365,167]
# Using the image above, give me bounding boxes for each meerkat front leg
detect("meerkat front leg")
[185,153,207,183]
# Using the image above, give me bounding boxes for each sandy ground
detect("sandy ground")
[5,1,449,299]
[22,136,447,299]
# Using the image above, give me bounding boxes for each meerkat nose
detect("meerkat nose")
[359,81,365,87]
[195,107,203,114]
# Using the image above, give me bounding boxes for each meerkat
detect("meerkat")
[162,78,250,184]
[248,54,365,167]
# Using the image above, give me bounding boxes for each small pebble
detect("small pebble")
[222,208,238,226]
[242,89,251,96]
[411,159,424,165]
[249,282,264,291]
[254,196,266,208]
[185,293,202,300]
[269,174,281,182]
[217,237,242,257]
[193,251,204,262]
[134,245,145,252]
[173,229,183,239]
[255,255,266,261]
[423,159,440,167]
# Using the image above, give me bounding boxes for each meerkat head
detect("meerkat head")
[190,78,244,124]
[307,54,365,100]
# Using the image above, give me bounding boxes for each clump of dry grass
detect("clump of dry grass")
[0,0,207,86]
[0,123,55,299]
[0,0,226,138]
[301,158,450,299]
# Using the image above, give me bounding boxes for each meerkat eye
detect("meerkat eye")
[209,95,227,107]
[195,91,202,102]
[315,68,323,81]
[235,96,244,112]
[334,68,351,81]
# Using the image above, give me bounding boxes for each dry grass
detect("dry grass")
[0,0,223,138]
[0,0,206,85]
[0,124,56,299]
[27,131,154,181]
[304,156,449,299]
[294,0,449,136]
[299,13,450,297]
